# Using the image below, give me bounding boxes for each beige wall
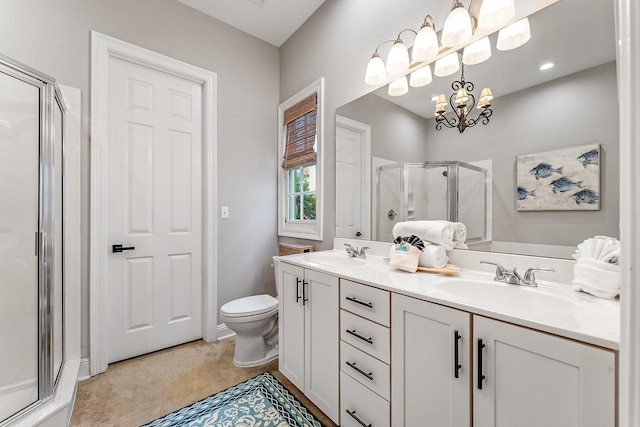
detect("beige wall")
[0,0,280,359]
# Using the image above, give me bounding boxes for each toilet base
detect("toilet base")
[233,346,279,368]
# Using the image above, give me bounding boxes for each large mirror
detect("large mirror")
[336,0,617,259]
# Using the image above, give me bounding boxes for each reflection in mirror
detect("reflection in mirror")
[335,0,618,259]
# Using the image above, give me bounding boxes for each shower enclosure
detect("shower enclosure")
[0,54,66,425]
[376,161,488,242]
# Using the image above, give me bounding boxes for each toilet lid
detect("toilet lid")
[220,294,278,318]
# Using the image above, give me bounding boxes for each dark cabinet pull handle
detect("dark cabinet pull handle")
[346,329,373,344]
[477,338,486,390]
[454,330,462,379]
[346,409,372,427]
[346,361,374,380]
[295,278,301,303]
[345,296,373,308]
[112,244,135,253]
[302,280,309,305]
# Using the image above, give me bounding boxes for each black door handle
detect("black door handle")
[477,338,486,389]
[112,244,136,253]
[296,277,301,303]
[454,330,462,379]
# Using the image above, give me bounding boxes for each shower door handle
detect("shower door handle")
[112,244,136,253]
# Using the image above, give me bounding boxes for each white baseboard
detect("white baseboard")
[78,358,91,381]
[217,323,235,341]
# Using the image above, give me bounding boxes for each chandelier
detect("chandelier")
[434,64,493,133]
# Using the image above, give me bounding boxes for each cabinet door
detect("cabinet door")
[276,262,305,391]
[473,316,616,427]
[305,269,340,423]
[392,294,471,427]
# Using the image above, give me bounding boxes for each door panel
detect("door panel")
[107,57,203,363]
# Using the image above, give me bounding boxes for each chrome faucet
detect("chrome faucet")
[344,243,370,259]
[480,261,554,287]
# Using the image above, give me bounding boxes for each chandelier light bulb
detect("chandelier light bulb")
[463,37,492,65]
[412,19,439,63]
[478,0,516,30]
[409,65,433,88]
[434,52,460,77]
[497,17,531,51]
[441,2,473,48]
[386,39,410,76]
[388,76,409,96]
[365,53,387,85]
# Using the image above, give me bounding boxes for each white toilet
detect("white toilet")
[220,294,279,367]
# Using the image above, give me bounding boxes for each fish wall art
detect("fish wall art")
[516,143,600,211]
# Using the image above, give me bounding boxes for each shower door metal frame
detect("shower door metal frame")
[376,161,488,242]
[0,53,66,427]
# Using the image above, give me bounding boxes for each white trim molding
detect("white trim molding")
[616,0,640,425]
[277,78,325,241]
[90,31,218,376]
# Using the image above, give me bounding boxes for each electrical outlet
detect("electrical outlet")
[221,206,229,219]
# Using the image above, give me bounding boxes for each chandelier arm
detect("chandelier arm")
[374,39,399,54]
[396,28,418,40]
[435,115,458,130]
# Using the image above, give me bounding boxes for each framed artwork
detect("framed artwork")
[516,143,600,211]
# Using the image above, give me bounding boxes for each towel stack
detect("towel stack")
[392,221,467,269]
[571,236,620,299]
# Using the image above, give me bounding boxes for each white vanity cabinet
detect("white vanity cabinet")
[391,293,472,426]
[473,316,616,427]
[275,261,339,423]
[392,294,616,427]
[340,279,391,427]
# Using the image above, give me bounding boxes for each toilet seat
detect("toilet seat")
[220,294,278,318]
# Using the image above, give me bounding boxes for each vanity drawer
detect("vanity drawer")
[340,371,390,427]
[341,279,390,326]
[341,341,390,400]
[341,310,390,364]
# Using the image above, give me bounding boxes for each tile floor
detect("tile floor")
[70,339,336,426]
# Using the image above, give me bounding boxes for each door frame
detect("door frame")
[335,115,372,239]
[89,31,217,375]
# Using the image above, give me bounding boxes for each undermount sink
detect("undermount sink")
[435,279,581,314]
[304,253,367,267]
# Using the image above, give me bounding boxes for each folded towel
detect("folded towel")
[573,236,620,264]
[572,258,620,299]
[418,244,449,269]
[393,221,455,249]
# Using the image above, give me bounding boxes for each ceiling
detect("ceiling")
[374,0,616,119]
[176,0,325,47]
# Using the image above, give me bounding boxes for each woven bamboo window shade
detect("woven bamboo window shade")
[281,92,317,170]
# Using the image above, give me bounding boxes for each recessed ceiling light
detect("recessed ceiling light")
[539,62,555,71]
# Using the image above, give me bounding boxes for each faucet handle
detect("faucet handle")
[480,260,506,279]
[359,247,370,258]
[522,267,555,285]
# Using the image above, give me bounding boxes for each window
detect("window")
[278,78,324,240]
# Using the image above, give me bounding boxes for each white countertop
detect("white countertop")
[275,249,620,350]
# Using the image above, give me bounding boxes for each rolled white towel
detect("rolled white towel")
[451,222,467,244]
[393,221,455,249]
[572,258,620,299]
[418,244,449,269]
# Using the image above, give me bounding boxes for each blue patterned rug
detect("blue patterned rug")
[141,372,323,427]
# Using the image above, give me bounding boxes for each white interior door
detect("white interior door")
[107,57,203,363]
[335,116,371,239]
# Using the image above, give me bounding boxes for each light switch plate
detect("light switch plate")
[221,206,229,219]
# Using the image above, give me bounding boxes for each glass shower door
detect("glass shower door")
[0,68,41,421]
